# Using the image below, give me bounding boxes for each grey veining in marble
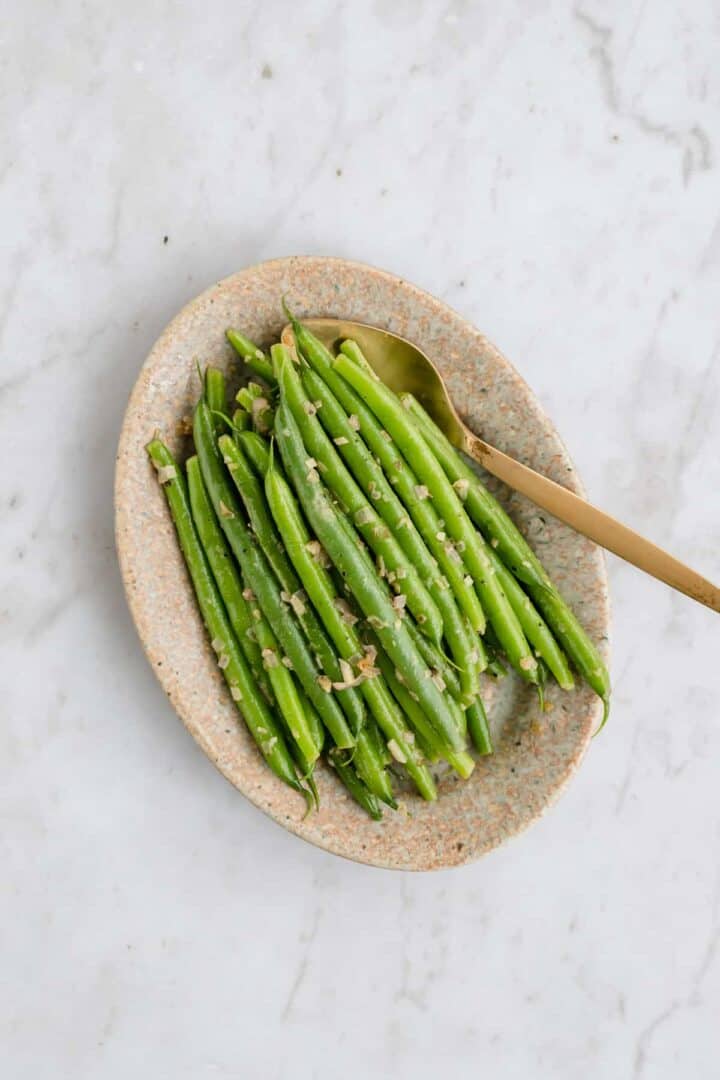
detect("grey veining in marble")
[2,1,718,1077]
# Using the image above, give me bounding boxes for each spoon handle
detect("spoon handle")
[463,431,720,613]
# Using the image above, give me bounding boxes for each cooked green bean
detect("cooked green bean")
[334,351,538,683]
[236,382,274,436]
[186,455,269,698]
[402,393,610,709]
[287,319,486,635]
[329,750,383,820]
[253,399,274,436]
[373,650,437,762]
[338,337,373,373]
[377,665,440,760]
[282,690,322,807]
[251,598,322,765]
[236,383,266,411]
[466,697,492,756]
[297,688,325,757]
[232,407,252,434]
[536,657,548,712]
[374,645,475,779]
[485,646,508,679]
[404,618,461,700]
[205,367,227,435]
[484,542,574,690]
[272,344,443,646]
[146,438,305,797]
[217,431,367,738]
[236,429,270,476]
[301,363,481,704]
[193,400,355,750]
[405,617,476,741]
[226,328,276,384]
[275,382,464,761]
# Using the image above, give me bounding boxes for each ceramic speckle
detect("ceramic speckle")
[114,256,610,871]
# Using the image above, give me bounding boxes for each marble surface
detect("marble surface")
[2,1,718,1076]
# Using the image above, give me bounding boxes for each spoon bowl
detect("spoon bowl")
[282,317,465,447]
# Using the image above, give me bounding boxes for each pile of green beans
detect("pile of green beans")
[146,310,610,820]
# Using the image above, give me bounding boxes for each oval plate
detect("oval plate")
[115,256,609,870]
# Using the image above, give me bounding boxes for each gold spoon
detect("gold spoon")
[281,318,720,614]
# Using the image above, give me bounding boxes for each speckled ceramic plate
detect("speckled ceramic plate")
[115,256,609,870]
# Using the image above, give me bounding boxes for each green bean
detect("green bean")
[250,597,322,765]
[362,685,437,800]
[482,624,510,677]
[284,740,318,805]
[334,352,538,683]
[403,393,610,707]
[404,618,461,700]
[236,382,274,436]
[217,433,367,738]
[275,385,464,760]
[467,697,493,756]
[536,658,548,712]
[146,438,305,797]
[264,457,370,662]
[302,766,320,810]
[372,650,438,762]
[445,680,469,742]
[353,728,397,805]
[338,337,373,373]
[481,622,509,678]
[301,363,481,704]
[484,541,574,690]
[273,692,320,809]
[288,320,486,635]
[282,689,322,806]
[186,455,269,698]
[297,688,325,756]
[367,710,392,766]
[272,344,444,645]
[217,434,289,584]
[226,328,276,384]
[266,462,377,669]
[328,750,383,820]
[193,400,355,750]
[232,407,252,434]
[486,647,507,679]
[265,457,366,667]
[236,383,265,411]
[236,429,270,476]
[205,367,227,435]
[253,399,274,436]
[374,646,475,779]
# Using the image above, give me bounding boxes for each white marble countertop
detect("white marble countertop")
[3,2,719,1077]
